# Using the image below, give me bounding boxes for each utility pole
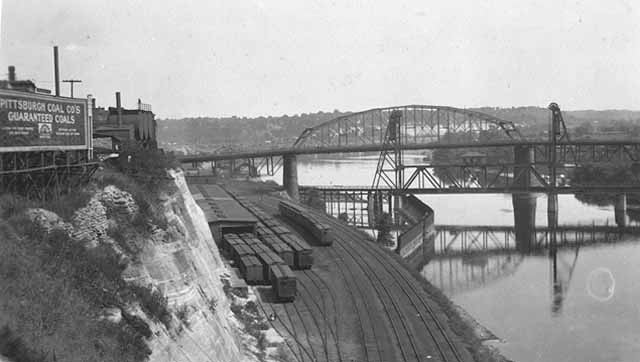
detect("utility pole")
[62,79,82,98]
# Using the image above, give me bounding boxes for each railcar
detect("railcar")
[270,264,297,301]
[239,255,262,284]
[278,201,334,246]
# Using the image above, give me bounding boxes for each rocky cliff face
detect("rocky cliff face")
[127,170,250,362]
[25,170,253,362]
[18,169,263,362]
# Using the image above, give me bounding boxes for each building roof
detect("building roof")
[190,184,257,224]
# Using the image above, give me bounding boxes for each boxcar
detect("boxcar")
[241,235,262,246]
[278,200,334,246]
[280,234,313,269]
[239,255,263,284]
[222,233,241,252]
[269,225,291,236]
[268,241,295,267]
[249,244,283,282]
[224,235,245,256]
[270,264,297,301]
[256,226,276,239]
[232,244,255,264]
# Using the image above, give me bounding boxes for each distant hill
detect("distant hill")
[158,107,640,154]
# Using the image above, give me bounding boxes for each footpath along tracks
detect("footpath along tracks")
[254,195,472,362]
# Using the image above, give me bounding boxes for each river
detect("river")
[262,153,640,362]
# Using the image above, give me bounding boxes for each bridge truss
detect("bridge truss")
[293,105,523,149]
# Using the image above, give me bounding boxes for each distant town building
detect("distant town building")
[93,94,157,152]
[0,66,51,94]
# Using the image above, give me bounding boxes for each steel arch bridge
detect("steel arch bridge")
[180,102,640,198]
[293,105,524,150]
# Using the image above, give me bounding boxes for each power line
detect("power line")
[62,79,82,98]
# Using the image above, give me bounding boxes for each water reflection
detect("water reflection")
[413,192,640,315]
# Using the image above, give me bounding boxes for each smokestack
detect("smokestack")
[116,91,122,127]
[8,66,15,81]
[53,46,60,96]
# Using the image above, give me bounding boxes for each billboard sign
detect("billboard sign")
[0,89,89,152]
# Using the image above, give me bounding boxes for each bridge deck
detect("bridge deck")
[179,139,640,162]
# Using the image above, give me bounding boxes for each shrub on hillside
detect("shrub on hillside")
[113,143,178,191]
[129,285,172,328]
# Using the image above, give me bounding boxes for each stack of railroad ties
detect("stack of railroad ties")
[222,190,334,302]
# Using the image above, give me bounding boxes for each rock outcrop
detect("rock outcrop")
[137,170,249,362]
[25,171,251,362]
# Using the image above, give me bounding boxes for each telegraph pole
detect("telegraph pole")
[62,79,82,98]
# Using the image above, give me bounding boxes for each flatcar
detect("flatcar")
[270,264,297,301]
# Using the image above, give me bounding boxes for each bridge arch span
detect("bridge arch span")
[293,105,524,149]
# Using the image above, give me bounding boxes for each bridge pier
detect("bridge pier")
[283,154,299,200]
[512,145,536,251]
[615,193,627,227]
[513,194,537,252]
[513,145,534,188]
[547,193,558,228]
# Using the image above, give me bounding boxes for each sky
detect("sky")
[0,0,639,119]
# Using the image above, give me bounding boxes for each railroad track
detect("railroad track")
[258,261,343,362]
[319,210,470,362]
[306,269,344,361]
[265,196,418,361]
[297,271,343,362]
[286,301,322,361]
[260,195,470,362]
[257,297,313,362]
[329,232,424,362]
[258,197,385,362]
[295,277,331,361]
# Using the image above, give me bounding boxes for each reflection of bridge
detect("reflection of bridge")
[418,224,636,312]
[420,252,524,296]
[434,224,640,256]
